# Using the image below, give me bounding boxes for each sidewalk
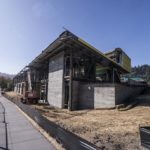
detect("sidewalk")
[0,96,56,150]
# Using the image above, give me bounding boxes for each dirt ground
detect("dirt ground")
[6,91,150,150]
[5,91,22,100]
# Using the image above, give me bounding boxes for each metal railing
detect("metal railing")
[139,126,150,149]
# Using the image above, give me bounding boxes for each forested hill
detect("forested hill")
[128,65,150,81]
[0,72,15,79]
[0,72,14,89]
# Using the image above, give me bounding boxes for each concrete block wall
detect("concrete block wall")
[48,52,64,108]
[72,81,80,110]
[94,86,115,108]
[115,84,144,104]
[77,83,116,109]
[78,83,95,109]
[72,82,145,109]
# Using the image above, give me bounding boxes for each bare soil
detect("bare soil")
[6,92,150,150]
[5,91,22,100]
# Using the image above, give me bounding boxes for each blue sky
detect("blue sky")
[0,0,150,74]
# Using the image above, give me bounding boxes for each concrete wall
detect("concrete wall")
[78,83,95,109]
[77,83,115,109]
[14,83,21,94]
[48,52,64,108]
[72,81,79,110]
[115,84,144,104]
[14,82,26,96]
[14,84,17,93]
[94,85,115,108]
[72,82,144,109]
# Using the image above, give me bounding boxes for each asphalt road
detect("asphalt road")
[0,96,56,150]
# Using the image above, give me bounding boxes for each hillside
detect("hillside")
[0,72,15,79]
[132,65,150,79]
[123,64,150,81]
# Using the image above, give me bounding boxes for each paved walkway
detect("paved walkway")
[0,96,56,150]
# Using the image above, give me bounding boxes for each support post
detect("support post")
[69,50,73,111]
[112,68,115,83]
[27,70,32,91]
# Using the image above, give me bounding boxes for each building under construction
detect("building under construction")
[14,31,143,110]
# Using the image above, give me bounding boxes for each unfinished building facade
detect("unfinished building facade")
[14,31,142,110]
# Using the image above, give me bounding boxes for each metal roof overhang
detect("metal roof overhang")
[28,38,65,68]
[15,31,129,78]
[72,38,128,73]
[59,32,129,73]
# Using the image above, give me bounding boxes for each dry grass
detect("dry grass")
[5,91,22,100]
[32,103,150,150]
